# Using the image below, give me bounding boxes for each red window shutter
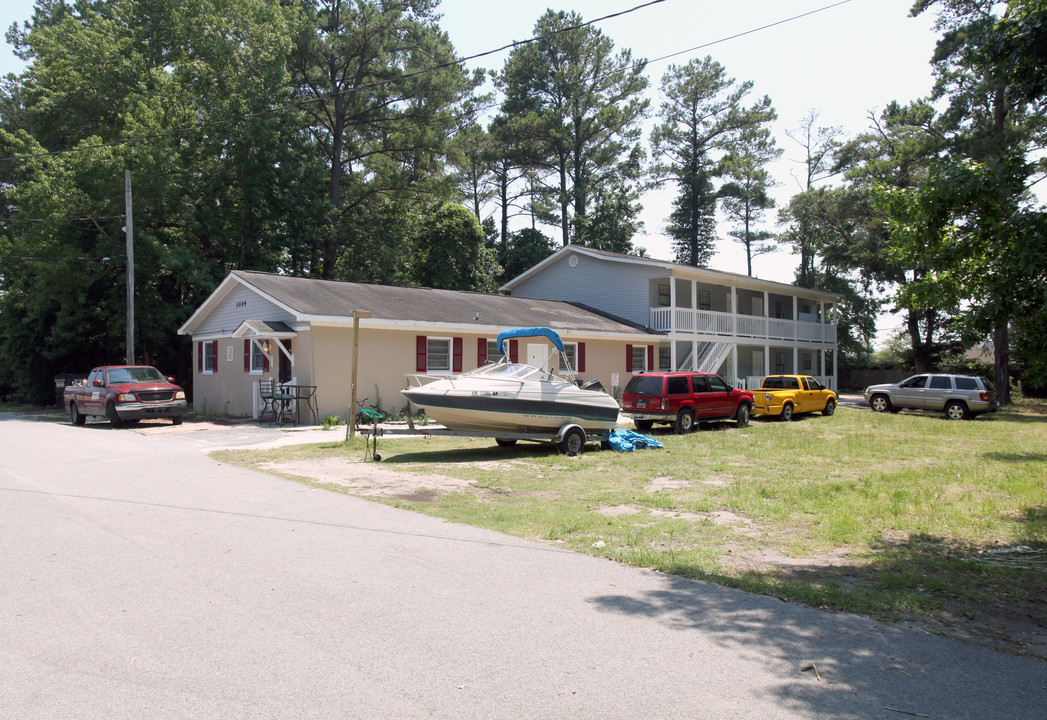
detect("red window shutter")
[577,342,586,372]
[212,341,219,373]
[509,339,518,363]
[452,337,463,372]
[477,338,487,366]
[416,336,427,372]
[647,345,654,371]
[244,340,251,372]
[198,342,204,373]
[626,345,633,373]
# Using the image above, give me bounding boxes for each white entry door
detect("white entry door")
[752,296,764,317]
[752,350,765,376]
[527,343,545,368]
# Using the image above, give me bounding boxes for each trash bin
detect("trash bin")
[54,373,88,408]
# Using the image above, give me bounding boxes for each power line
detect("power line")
[645,0,856,66]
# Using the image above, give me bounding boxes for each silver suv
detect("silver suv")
[864,374,998,420]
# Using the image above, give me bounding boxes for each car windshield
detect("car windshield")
[107,367,166,384]
[624,376,664,396]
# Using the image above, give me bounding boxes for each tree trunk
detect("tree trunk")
[994,322,1011,405]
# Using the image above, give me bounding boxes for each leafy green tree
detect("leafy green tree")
[896,0,1047,399]
[719,125,781,276]
[652,56,775,267]
[289,0,476,279]
[499,227,556,284]
[776,110,843,286]
[412,201,499,293]
[497,9,648,248]
[833,102,961,373]
[448,120,496,224]
[0,0,318,401]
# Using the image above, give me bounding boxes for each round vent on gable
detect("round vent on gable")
[568,255,579,268]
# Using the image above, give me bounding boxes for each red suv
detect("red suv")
[622,372,755,433]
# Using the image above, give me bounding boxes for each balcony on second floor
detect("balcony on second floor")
[647,278,838,345]
[649,306,837,344]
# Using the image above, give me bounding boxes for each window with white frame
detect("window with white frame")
[485,339,504,364]
[558,343,578,373]
[659,346,671,370]
[802,352,812,371]
[202,341,216,373]
[657,284,671,306]
[250,341,266,373]
[427,337,451,372]
[631,345,647,372]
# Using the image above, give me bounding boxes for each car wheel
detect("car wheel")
[70,403,85,426]
[633,419,654,432]
[172,416,183,426]
[779,402,794,421]
[558,427,586,456]
[945,401,969,420]
[674,409,695,434]
[822,398,836,416]
[495,438,517,447]
[870,394,892,413]
[106,401,123,428]
[735,404,750,428]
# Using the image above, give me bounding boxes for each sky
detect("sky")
[0,0,944,341]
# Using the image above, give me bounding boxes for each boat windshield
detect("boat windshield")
[473,362,541,379]
[471,361,572,383]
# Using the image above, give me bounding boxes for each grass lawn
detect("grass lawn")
[216,400,1047,657]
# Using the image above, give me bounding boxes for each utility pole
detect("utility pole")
[346,310,371,440]
[124,170,135,364]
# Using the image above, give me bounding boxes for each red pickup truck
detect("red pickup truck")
[65,365,187,427]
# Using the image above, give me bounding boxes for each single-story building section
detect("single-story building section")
[177,270,656,422]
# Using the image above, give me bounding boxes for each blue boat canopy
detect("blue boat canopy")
[497,327,565,354]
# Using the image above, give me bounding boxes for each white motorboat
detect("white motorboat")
[401,327,621,434]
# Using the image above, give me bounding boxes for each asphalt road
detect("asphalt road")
[2,414,1044,719]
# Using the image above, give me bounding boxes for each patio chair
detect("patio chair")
[258,378,278,425]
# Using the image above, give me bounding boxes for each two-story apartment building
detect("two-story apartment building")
[503,246,840,390]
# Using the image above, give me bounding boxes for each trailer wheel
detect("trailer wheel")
[70,403,85,426]
[558,427,586,456]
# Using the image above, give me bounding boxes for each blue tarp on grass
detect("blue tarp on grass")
[606,429,664,452]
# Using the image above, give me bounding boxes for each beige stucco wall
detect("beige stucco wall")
[191,327,650,422]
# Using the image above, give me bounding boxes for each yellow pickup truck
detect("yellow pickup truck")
[751,375,837,421]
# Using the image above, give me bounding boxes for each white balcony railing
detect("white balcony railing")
[649,307,837,344]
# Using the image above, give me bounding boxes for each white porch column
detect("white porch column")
[731,346,738,384]
[793,347,799,375]
[764,344,770,375]
[670,278,677,369]
[691,279,698,371]
[833,348,838,392]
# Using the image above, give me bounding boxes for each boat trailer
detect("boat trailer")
[360,420,602,460]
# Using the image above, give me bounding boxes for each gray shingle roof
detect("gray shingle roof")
[233,271,651,336]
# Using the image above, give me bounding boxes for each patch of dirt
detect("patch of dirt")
[719,543,854,572]
[259,456,472,500]
[644,477,691,492]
